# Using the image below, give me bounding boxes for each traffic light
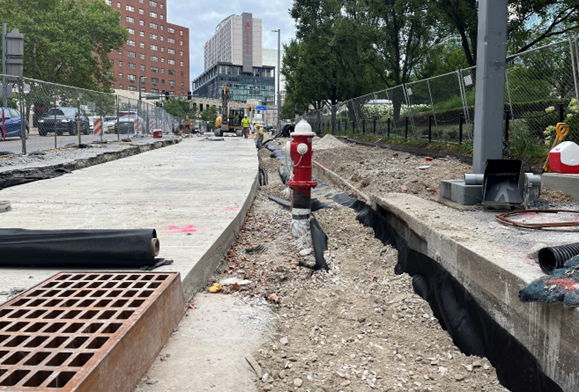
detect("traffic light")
[187,91,192,100]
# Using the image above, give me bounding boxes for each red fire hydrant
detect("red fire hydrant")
[287,119,317,237]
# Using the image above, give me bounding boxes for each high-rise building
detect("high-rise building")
[192,13,274,105]
[104,0,190,97]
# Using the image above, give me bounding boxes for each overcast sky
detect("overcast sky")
[167,0,296,82]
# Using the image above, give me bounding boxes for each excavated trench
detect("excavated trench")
[263,141,563,392]
[329,193,562,392]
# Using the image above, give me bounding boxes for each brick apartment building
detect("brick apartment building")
[104,0,190,97]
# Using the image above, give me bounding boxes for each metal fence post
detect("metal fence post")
[362,119,365,134]
[404,117,409,140]
[504,109,511,142]
[373,118,377,135]
[459,113,464,145]
[428,115,433,143]
[53,95,58,149]
[18,77,26,155]
[387,118,391,138]
[77,95,81,146]
[116,95,120,142]
[558,102,566,122]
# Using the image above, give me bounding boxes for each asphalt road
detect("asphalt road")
[0,130,129,154]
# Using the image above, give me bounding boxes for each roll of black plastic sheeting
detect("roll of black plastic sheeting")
[333,194,562,392]
[310,215,329,271]
[0,228,159,268]
[538,242,579,274]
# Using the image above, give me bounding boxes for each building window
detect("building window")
[128,74,136,81]
[151,67,159,73]
[150,34,158,40]
[150,44,158,51]
[150,12,157,18]
[116,2,121,8]
[128,63,136,69]
[139,42,145,49]
[179,41,183,46]
[151,78,159,84]
[150,23,157,29]
[139,9,144,15]
[139,20,144,26]
[126,16,134,23]
[180,31,183,36]
[127,40,135,46]
[125,5,134,11]
[179,51,183,57]
[118,60,123,67]
[140,65,146,71]
[167,48,175,55]
[127,51,136,58]
[167,38,175,44]
[140,53,145,60]
[128,86,136,91]
[167,27,175,34]
[169,81,175,88]
[149,1,157,6]
[139,31,145,37]
[151,56,158,62]
[168,59,175,65]
[127,28,135,35]
[168,69,176,76]
[118,73,123,79]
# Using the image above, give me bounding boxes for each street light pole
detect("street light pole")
[272,29,281,134]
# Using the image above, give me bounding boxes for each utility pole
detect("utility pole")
[272,29,281,134]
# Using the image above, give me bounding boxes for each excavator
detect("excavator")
[214,84,245,137]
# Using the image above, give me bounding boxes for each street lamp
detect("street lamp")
[272,29,281,134]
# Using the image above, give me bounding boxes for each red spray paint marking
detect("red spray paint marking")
[545,278,579,292]
[160,225,198,234]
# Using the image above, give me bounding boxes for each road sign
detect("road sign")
[256,105,267,111]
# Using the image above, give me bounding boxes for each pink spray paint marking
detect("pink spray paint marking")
[222,207,241,212]
[161,225,198,234]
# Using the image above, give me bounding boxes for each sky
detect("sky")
[167,0,296,83]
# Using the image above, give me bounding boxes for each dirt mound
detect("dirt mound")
[313,134,348,151]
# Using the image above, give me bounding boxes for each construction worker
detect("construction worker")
[241,115,250,138]
[255,123,264,148]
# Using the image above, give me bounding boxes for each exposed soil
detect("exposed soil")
[206,138,510,392]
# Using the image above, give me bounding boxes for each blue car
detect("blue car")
[1,107,29,138]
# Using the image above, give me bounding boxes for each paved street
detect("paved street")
[0,131,142,154]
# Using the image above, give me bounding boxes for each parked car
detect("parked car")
[0,107,29,138]
[37,107,90,136]
[116,114,145,134]
[103,116,118,133]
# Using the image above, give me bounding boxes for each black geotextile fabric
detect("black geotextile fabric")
[520,255,579,307]
[310,216,329,271]
[330,192,562,392]
[0,228,158,268]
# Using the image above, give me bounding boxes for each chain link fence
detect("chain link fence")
[0,75,182,154]
[305,36,579,159]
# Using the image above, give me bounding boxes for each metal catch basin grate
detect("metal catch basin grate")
[0,272,182,391]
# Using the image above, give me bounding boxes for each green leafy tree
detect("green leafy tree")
[0,0,127,91]
[430,0,579,66]
[200,106,218,123]
[163,99,198,120]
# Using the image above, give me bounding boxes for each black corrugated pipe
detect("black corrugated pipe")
[538,243,579,274]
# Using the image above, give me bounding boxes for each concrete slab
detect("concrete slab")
[542,173,579,200]
[440,179,483,205]
[314,161,579,392]
[0,137,259,302]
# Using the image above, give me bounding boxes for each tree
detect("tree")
[430,0,579,67]
[163,99,197,119]
[0,0,127,91]
[363,0,440,121]
[200,106,218,123]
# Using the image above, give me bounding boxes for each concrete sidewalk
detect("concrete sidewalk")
[0,136,259,302]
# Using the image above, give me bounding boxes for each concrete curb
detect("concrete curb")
[0,138,181,187]
[313,160,578,392]
[181,174,259,301]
